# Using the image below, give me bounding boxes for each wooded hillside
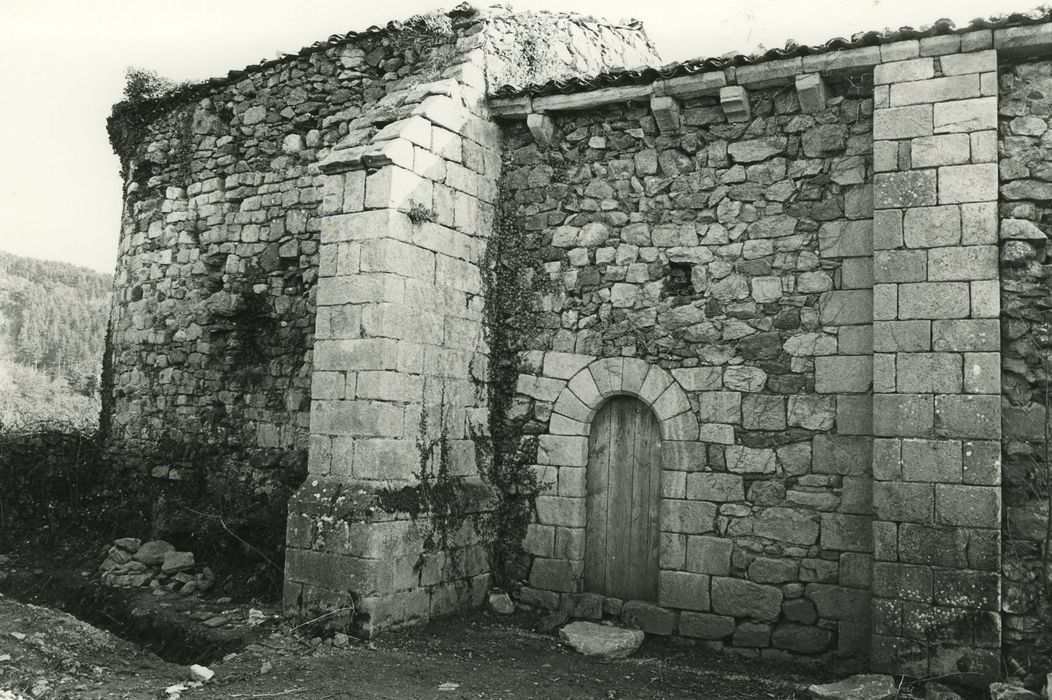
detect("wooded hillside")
[0,250,111,428]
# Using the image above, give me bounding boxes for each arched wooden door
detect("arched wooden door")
[584,396,662,601]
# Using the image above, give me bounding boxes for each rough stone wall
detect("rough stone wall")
[105,17,473,470]
[998,59,1052,666]
[499,84,875,666]
[105,6,661,637]
[274,12,661,636]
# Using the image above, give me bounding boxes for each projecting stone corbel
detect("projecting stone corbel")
[719,86,750,123]
[650,96,681,134]
[527,113,555,147]
[796,73,832,113]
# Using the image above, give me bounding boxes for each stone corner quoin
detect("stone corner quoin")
[103,7,1052,682]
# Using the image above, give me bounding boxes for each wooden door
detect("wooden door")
[584,396,662,601]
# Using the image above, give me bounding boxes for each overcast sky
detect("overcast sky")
[0,0,1024,273]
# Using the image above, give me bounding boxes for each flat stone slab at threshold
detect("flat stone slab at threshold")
[558,621,644,659]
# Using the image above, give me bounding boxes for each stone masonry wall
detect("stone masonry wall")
[105,15,473,472]
[499,83,876,667]
[999,59,1052,667]
[867,45,1003,681]
[105,5,660,478]
[106,6,658,638]
[108,3,1052,677]
[282,11,500,635]
[275,11,659,636]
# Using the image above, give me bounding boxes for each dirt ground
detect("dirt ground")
[11,529,983,700]
[0,590,833,700]
[0,531,843,699]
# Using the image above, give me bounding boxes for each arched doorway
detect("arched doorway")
[584,395,662,601]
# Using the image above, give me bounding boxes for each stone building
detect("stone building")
[105,4,1052,684]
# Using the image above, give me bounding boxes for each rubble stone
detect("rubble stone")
[133,541,175,566]
[808,674,897,700]
[559,622,644,659]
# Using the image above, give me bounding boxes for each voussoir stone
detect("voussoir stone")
[559,621,644,659]
[808,674,898,700]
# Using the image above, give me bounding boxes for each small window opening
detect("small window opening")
[664,262,693,304]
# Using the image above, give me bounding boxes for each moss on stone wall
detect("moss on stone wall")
[478,173,554,588]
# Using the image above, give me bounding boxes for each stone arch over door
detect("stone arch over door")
[537,358,702,599]
[549,358,699,444]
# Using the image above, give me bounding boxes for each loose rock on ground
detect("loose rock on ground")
[808,673,897,700]
[558,621,645,659]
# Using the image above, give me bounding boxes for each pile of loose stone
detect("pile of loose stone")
[99,538,214,596]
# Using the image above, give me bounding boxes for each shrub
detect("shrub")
[0,421,112,544]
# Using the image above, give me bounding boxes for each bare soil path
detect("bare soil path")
[2,592,826,700]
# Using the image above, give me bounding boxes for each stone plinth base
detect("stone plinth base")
[283,477,496,637]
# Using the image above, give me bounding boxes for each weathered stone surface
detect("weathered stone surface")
[753,508,819,545]
[733,622,772,647]
[562,592,603,620]
[933,97,996,133]
[787,396,836,431]
[133,540,175,566]
[783,597,818,624]
[727,138,787,163]
[808,674,897,700]
[807,584,870,621]
[686,535,732,575]
[924,682,962,700]
[559,622,644,659]
[748,557,798,583]
[536,609,570,633]
[938,164,998,204]
[1000,60,1052,661]
[1002,179,1052,200]
[487,592,515,614]
[710,577,783,621]
[723,366,767,392]
[114,538,142,553]
[772,622,834,654]
[161,550,195,574]
[686,473,743,502]
[678,612,734,639]
[988,684,1042,700]
[724,445,776,474]
[620,601,675,635]
[1000,218,1048,246]
[874,106,932,140]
